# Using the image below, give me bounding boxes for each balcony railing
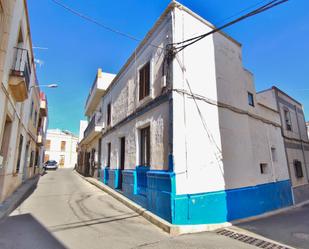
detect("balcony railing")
[11,47,31,90]
[84,112,104,139]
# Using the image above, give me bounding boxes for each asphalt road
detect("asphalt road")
[239,202,309,249]
[0,169,255,249]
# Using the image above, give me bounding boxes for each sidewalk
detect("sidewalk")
[0,175,40,222]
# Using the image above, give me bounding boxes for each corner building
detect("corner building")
[78,1,309,225]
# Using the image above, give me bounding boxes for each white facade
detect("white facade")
[45,129,78,168]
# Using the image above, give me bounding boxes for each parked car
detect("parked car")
[44,160,58,170]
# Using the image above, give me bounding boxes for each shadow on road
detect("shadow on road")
[0,213,67,249]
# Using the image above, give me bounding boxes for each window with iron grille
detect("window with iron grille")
[294,160,303,178]
[140,126,150,166]
[139,62,150,101]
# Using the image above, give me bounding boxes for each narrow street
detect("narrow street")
[0,169,255,249]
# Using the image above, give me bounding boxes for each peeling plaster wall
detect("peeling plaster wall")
[98,12,173,171]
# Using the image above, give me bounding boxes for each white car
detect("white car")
[44,160,58,170]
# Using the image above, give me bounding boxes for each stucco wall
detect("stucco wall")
[171,7,289,195]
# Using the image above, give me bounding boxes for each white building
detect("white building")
[78,1,308,225]
[0,0,48,202]
[45,129,78,168]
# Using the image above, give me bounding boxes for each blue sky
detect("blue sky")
[27,0,309,135]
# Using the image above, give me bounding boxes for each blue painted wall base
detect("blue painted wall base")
[99,168,109,184]
[106,167,293,225]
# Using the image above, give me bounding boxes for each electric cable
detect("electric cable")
[51,0,164,50]
[172,0,289,53]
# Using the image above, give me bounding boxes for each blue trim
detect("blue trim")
[108,169,120,189]
[122,170,137,198]
[99,168,109,184]
[99,164,293,225]
[136,166,150,196]
[172,180,293,224]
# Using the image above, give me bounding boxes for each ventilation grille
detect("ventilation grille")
[216,229,291,249]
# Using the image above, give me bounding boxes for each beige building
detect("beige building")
[258,87,309,203]
[45,129,78,168]
[0,0,48,202]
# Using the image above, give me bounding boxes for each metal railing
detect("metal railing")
[84,112,103,138]
[11,47,31,90]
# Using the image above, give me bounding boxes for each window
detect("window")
[107,143,111,167]
[140,126,150,166]
[260,163,268,174]
[139,62,150,100]
[248,92,254,107]
[15,135,23,173]
[0,116,12,164]
[46,139,51,150]
[61,141,66,152]
[107,103,111,126]
[294,160,303,178]
[271,147,277,162]
[284,109,292,131]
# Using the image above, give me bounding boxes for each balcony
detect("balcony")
[84,69,115,116]
[40,92,48,117]
[83,112,104,143]
[9,47,31,102]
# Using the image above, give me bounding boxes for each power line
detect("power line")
[216,0,270,25]
[51,0,164,50]
[172,0,289,53]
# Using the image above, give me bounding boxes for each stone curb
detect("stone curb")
[74,170,231,235]
[0,175,40,223]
